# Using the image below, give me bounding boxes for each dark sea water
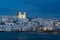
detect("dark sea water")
[0,32,60,40]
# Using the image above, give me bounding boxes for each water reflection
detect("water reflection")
[0,32,60,40]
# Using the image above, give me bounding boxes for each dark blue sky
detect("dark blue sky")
[0,0,60,18]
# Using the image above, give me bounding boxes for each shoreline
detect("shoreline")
[0,30,60,34]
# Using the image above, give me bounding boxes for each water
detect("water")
[0,32,60,40]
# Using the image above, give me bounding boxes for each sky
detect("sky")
[0,0,60,18]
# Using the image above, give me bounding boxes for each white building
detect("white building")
[17,12,26,19]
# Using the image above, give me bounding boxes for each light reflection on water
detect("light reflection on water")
[0,32,60,40]
[18,32,60,40]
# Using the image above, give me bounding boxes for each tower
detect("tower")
[17,11,26,19]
